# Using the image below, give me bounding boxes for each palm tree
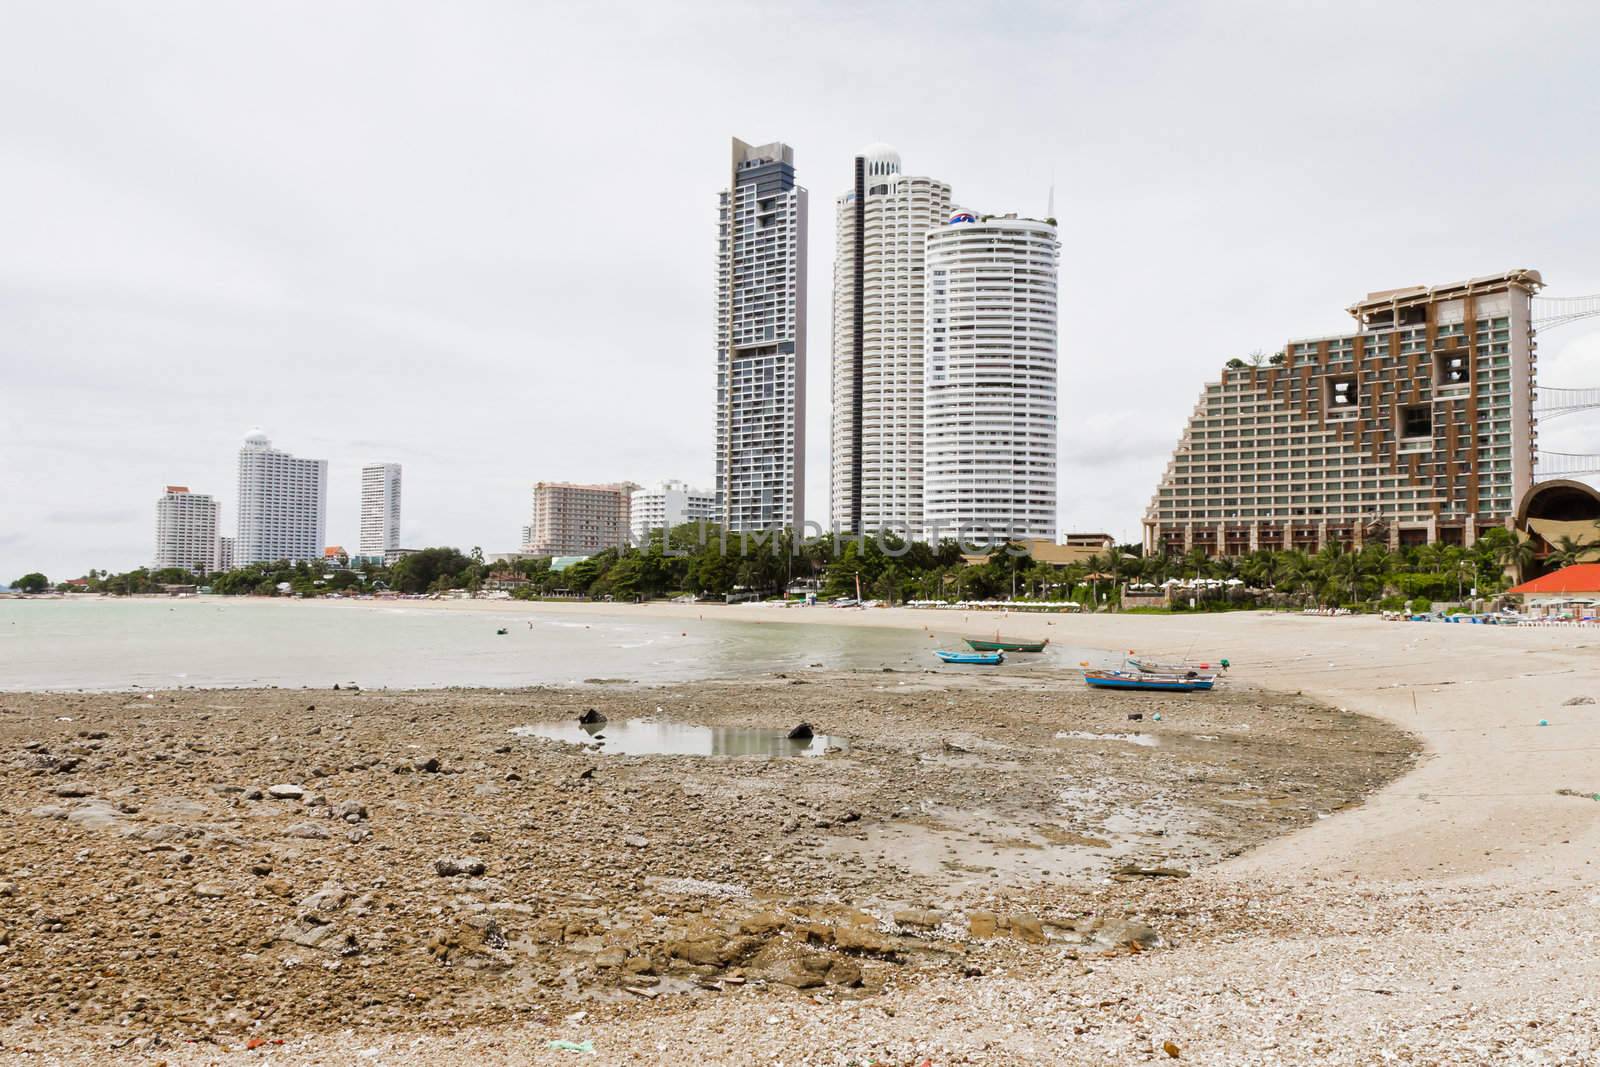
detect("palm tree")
[1497,535,1537,585]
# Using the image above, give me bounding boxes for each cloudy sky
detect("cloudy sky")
[3,0,1599,579]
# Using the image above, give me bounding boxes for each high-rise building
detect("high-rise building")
[523,482,635,557]
[359,462,402,557]
[716,138,807,533]
[923,212,1060,545]
[1143,269,1543,556]
[153,486,219,574]
[630,480,718,542]
[218,536,235,571]
[830,144,953,536]
[236,428,328,565]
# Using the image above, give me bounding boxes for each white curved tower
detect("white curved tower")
[830,144,952,535]
[923,213,1060,544]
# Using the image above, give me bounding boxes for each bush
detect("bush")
[1378,595,1408,612]
[1409,597,1432,614]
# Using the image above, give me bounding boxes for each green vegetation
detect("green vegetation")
[11,572,50,593]
[22,521,1588,611]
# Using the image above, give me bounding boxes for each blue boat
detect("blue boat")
[1084,669,1213,692]
[934,649,1005,665]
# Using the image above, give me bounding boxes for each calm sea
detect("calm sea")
[0,598,1079,692]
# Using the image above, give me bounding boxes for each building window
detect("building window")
[1400,405,1432,439]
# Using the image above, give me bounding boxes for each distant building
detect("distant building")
[523,482,634,556]
[382,547,416,567]
[830,143,953,536]
[1144,269,1543,556]
[1507,563,1600,618]
[630,480,717,542]
[236,428,327,565]
[218,536,235,571]
[323,545,348,566]
[153,486,219,574]
[717,138,807,532]
[923,213,1060,545]
[359,462,402,558]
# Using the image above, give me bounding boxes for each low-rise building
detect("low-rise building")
[1507,563,1600,619]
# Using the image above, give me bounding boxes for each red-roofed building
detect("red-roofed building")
[1508,564,1600,619]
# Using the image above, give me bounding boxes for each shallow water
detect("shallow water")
[510,719,847,757]
[0,598,1098,691]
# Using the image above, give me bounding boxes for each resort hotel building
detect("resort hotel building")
[153,486,220,574]
[522,481,635,557]
[1143,268,1542,556]
[358,462,402,560]
[829,144,953,536]
[922,212,1061,545]
[235,429,328,565]
[629,480,717,543]
[715,138,807,533]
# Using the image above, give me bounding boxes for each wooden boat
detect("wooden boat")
[1127,657,1214,676]
[934,649,1005,665]
[1084,669,1213,692]
[965,636,1049,653]
[495,628,509,635]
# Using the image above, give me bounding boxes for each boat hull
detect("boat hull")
[935,650,1005,665]
[965,638,1048,653]
[1084,671,1213,692]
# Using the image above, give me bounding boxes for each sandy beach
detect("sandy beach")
[2,602,1598,1064]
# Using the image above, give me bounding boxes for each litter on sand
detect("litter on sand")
[547,1039,595,1053]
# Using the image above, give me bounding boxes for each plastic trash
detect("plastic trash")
[1539,719,1550,727]
[1152,712,1162,722]
[547,1040,595,1053]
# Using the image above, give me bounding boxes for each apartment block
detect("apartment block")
[153,486,219,574]
[523,482,635,557]
[1143,269,1542,556]
[359,462,402,557]
[236,429,328,565]
[716,138,807,532]
[830,144,953,535]
[630,480,717,542]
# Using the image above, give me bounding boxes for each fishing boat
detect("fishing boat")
[1127,657,1218,676]
[965,636,1049,653]
[934,649,1005,665]
[1084,669,1214,692]
[495,628,509,635]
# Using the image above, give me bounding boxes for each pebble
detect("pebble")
[267,783,304,800]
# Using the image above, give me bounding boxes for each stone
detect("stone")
[831,926,901,956]
[419,757,441,773]
[285,822,330,840]
[0,882,15,898]
[825,957,863,986]
[1110,865,1190,880]
[333,800,368,822]
[194,883,227,899]
[623,834,649,849]
[786,723,814,740]
[594,948,628,969]
[250,861,273,877]
[267,784,304,800]
[52,784,93,798]
[893,908,945,930]
[666,938,725,967]
[577,709,606,725]
[739,912,785,936]
[276,916,344,950]
[434,857,486,878]
[1564,696,1595,706]
[243,787,264,800]
[1081,917,1160,952]
[298,885,352,913]
[968,911,1000,938]
[1009,914,1046,944]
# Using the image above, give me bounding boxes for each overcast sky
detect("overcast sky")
[4,0,1599,579]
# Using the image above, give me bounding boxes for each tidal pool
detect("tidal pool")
[510,719,848,757]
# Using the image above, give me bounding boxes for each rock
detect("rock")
[623,834,649,849]
[594,948,628,969]
[762,954,831,989]
[193,883,227,899]
[469,830,491,843]
[419,757,441,773]
[1009,914,1046,944]
[298,885,352,913]
[1564,696,1595,706]
[52,784,93,798]
[968,911,999,938]
[1111,864,1190,880]
[434,857,486,878]
[250,861,273,876]
[831,926,902,956]
[577,709,607,725]
[739,912,785,936]
[285,822,330,840]
[826,957,863,986]
[786,722,814,740]
[267,784,304,800]
[0,882,16,898]
[261,877,294,898]
[333,800,368,822]
[893,908,945,930]
[577,767,596,781]
[243,787,264,800]
[276,916,345,950]
[1163,1040,1181,1058]
[1081,917,1160,952]
[666,938,724,967]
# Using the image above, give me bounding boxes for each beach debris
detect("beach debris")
[546,1040,594,1054]
[1539,719,1550,727]
[267,783,304,800]
[1127,713,1144,722]
[786,722,814,740]
[577,708,606,726]
[1152,712,1163,722]
[1556,788,1600,801]
[1564,696,1595,706]
[1163,1039,1182,1058]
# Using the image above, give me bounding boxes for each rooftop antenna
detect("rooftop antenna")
[1047,170,1055,220]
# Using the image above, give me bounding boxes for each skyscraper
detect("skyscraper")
[235,429,328,565]
[923,212,1060,544]
[523,482,634,557]
[830,144,952,535]
[359,462,402,558]
[716,138,807,532]
[153,486,219,574]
